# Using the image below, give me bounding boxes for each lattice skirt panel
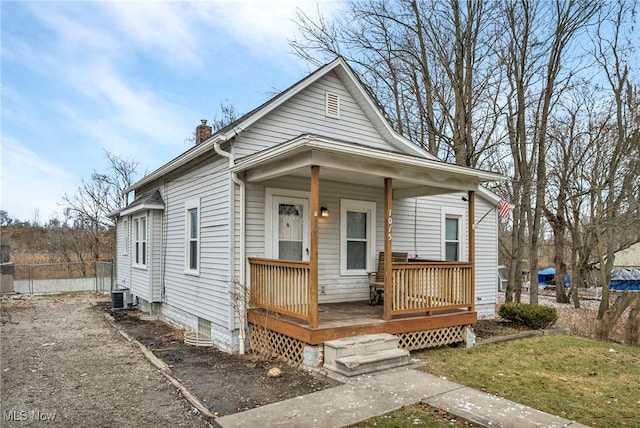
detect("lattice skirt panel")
[397,325,466,351]
[248,323,305,367]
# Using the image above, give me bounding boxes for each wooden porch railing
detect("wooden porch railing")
[248,257,310,322]
[390,262,474,316]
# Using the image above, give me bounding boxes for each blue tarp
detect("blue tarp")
[610,268,640,291]
[538,267,569,286]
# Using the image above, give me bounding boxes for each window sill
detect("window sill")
[133,264,148,271]
[184,270,200,277]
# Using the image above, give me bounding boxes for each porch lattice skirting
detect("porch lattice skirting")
[249,323,468,367]
[396,325,466,351]
[249,324,305,367]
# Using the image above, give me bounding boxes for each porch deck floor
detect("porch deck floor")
[317,301,385,327]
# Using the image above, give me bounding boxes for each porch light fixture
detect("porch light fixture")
[320,206,330,217]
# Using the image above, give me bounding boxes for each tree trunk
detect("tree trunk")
[596,291,634,341]
[625,296,640,346]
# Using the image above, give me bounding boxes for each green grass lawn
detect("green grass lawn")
[416,336,640,428]
[352,336,639,428]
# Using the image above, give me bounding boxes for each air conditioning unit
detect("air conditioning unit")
[111,288,131,310]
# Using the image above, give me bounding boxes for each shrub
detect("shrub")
[498,303,558,329]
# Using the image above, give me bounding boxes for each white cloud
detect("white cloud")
[0,138,77,222]
[202,0,345,64]
[1,0,346,222]
[9,3,200,167]
[106,2,205,68]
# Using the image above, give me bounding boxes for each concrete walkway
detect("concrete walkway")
[214,367,588,428]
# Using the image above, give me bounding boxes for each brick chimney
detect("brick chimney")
[195,119,212,145]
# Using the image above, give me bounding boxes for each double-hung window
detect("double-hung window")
[340,199,376,275]
[445,217,460,261]
[185,199,200,275]
[442,208,465,261]
[133,216,147,267]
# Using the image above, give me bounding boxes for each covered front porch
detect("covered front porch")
[231,136,502,363]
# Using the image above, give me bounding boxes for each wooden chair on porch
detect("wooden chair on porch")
[368,252,408,305]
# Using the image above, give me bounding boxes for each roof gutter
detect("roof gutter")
[213,140,247,355]
[125,132,232,193]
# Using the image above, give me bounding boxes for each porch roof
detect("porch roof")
[231,134,504,198]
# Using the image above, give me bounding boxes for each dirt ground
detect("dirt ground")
[1,290,630,427]
[1,294,212,427]
[107,304,335,417]
[0,294,335,427]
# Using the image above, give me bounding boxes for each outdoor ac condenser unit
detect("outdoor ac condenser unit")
[111,288,130,310]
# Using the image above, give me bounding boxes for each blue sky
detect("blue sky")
[1,1,343,223]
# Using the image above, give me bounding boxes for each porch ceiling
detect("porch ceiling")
[232,135,504,198]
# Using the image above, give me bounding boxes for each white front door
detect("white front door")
[272,196,310,261]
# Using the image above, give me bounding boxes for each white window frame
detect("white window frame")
[133,214,147,269]
[340,199,376,276]
[441,207,466,262]
[184,199,200,275]
[122,219,129,256]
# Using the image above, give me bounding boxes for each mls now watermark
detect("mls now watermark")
[4,409,57,422]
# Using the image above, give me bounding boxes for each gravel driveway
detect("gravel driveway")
[1,294,211,427]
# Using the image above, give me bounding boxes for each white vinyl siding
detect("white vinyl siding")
[115,218,132,289]
[150,210,163,302]
[472,195,499,318]
[156,157,231,327]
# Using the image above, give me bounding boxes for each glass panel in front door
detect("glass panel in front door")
[278,203,304,260]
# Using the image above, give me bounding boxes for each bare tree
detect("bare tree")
[590,0,639,318]
[291,0,503,167]
[211,100,240,132]
[498,0,599,305]
[62,151,140,261]
[289,0,640,315]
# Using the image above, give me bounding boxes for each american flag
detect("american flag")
[499,196,510,219]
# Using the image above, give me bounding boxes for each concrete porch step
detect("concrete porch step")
[323,333,410,377]
[328,348,410,377]
[324,333,399,361]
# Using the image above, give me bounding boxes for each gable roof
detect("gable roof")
[217,57,437,159]
[127,57,437,193]
[120,190,165,216]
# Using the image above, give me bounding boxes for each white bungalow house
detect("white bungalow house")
[112,57,504,366]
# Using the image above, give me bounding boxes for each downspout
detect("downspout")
[213,138,247,355]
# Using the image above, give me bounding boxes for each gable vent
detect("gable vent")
[325,92,340,119]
